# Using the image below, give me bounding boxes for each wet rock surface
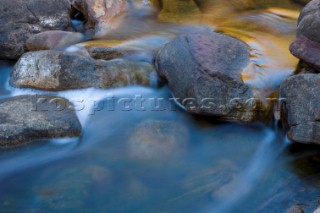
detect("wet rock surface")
[0,95,81,146]
[0,0,72,59]
[280,74,320,145]
[72,0,128,35]
[290,0,320,71]
[155,32,257,122]
[26,31,85,51]
[10,50,155,91]
[84,45,129,60]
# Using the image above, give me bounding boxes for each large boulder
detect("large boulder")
[290,0,320,71]
[0,0,72,60]
[72,0,128,35]
[280,74,320,145]
[155,32,258,122]
[10,50,155,91]
[0,95,81,146]
[26,31,85,51]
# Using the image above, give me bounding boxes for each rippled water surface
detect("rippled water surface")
[1,1,320,213]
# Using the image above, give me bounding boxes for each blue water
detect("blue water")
[1,1,320,212]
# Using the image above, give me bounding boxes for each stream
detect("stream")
[1,1,320,212]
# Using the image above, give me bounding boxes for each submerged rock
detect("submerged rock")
[155,32,257,122]
[72,0,128,35]
[290,0,320,71]
[280,74,320,145]
[84,45,130,60]
[10,50,155,91]
[26,31,85,51]
[156,0,202,23]
[286,205,305,213]
[128,120,188,160]
[0,95,81,146]
[0,0,72,60]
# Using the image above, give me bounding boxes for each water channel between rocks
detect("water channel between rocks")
[1,1,320,213]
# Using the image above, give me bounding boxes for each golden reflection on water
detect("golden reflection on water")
[86,0,302,100]
[156,1,301,95]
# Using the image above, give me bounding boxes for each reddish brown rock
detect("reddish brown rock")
[290,36,320,71]
[72,0,128,35]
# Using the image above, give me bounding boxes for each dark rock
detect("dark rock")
[72,0,128,35]
[290,0,320,71]
[10,50,155,91]
[0,23,43,60]
[0,95,81,146]
[26,31,85,51]
[286,205,305,213]
[155,32,257,122]
[280,74,320,145]
[0,0,72,59]
[128,120,188,160]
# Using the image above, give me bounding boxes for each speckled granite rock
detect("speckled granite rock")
[10,50,155,91]
[280,74,320,145]
[0,0,72,59]
[72,0,128,35]
[0,95,81,146]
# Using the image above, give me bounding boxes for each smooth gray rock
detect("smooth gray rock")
[0,95,81,146]
[280,74,320,145]
[0,0,72,59]
[10,50,155,91]
[155,32,257,122]
[290,0,320,71]
[297,0,320,43]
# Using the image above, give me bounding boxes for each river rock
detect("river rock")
[84,46,129,60]
[0,95,81,146]
[290,0,320,71]
[26,31,85,51]
[128,120,188,160]
[0,0,72,60]
[10,50,155,91]
[72,0,128,35]
[155,32,257,122]
[0,23,43,60]
[280,74,320,145]
[286,205,305,213]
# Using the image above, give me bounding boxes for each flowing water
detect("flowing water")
[1,1,320,212]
